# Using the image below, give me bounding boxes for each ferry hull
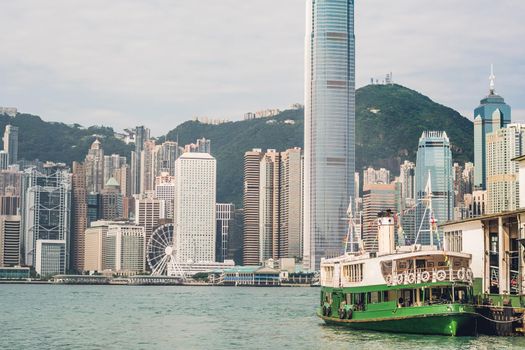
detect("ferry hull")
[319,311,478,336]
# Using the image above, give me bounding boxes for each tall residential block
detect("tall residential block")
[22,163,71,276]
[399,160,416,201]
[473,67,511,190]
[174,152,216,263]
[3,125,18,165]
[243,149,263,265]
[131,126,150,195]
[0,215,21,266]
[71,162,88,272]
[415,131,454,246]
[259,149,280,262]
[155,172,175,220]
[140,140,156,194]
[304,0,355,271]
[84,139,105,193]
[486,124,525,214]
[363,167,390,188]
[135,195,162,251]
[216,203,235,263]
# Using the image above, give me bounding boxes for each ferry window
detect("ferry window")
[346,263,364,282]
[444,230,462,252]
[382,291,389,302]
[370,292,379,303]
[346,293,352,304]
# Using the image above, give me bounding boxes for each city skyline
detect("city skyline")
[1,1,524,134]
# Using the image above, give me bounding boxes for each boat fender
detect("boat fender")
[346,308,353,319]
[339,309,346,319]
[456,268,466,281]
[466,268,473,281]
[420,271,430,283]
[436,270,446,281]
[406,273,416,284]
[396,274,404,285]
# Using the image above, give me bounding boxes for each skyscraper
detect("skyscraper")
[140,140,156,194]
[135,195,162,252]
[155,172,175,220]
[243,149,263,265]
[415,132,454,246]
[131,126,150,195]
[216,203,235,263]
[0,215,21,266]
[486,124,525,214]
[84,139,104,193]
[362,183,398,252]
[174,152,216,263]
[259,150,280,262]
[71,162,88,272]
[3,125,18,165]
[22,162,71,276]
[304,0,355,270]
[399,160,416,201]
[473,67,511,190]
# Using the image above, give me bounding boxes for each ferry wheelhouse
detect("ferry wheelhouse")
[318,211,478,336]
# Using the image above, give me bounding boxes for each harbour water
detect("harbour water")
[1,285,525,349]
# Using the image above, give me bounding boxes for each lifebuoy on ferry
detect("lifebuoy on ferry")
[420,271,430,283]
[406,273,416,284]
[396,274,404,284]
[436,270,446,281]
[466,268,473,281]
[386,275,392,285]
[456,268,466,281]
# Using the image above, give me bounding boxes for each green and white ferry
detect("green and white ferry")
[318,210,478,336]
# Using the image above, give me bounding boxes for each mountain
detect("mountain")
[166,84,473,206]
[0,113,133,164]
[1,84,474,208]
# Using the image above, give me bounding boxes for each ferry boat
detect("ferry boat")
[318,209,478,336]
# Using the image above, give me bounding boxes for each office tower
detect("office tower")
[486,124,525,213]
[140,140,156,194]
[22,163,71,276]
[399,160,416,201]
[3,125,18,165]
[84,222,109,272]
[114,164,131,197]
[453,163,465,207]
[279,147,303,259]
[71,162,88,272]
[174,152,216,263]
[259,149,280,262]
[243,149,263,265]
[304,0,355,270]
[462,162,475,195]
[135,195,162,250]
[0,151,9,170]
[362,183,398,252]
[87,193,102,223]
[0,215,21,266]
[155,141,183,177]
[101,178,123,220]
[184,138,211,154]
[363,167,391,188]
[131,126,150,195]
[216,203,235,263]
[84,139,105,193]
[103,154,126,186]
[106,223,145,274]
[474,67,511,190]
[415,132,454,246]
[0,192,19,216]
[155,172,175,219]
[0,169,22,196]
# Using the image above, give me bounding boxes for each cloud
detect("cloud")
[0,0,524,134]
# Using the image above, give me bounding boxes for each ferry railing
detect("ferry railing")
[385,266,473,286]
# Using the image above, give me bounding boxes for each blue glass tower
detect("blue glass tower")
[415,131,454,246]
[304,0,355,270]
[473,67,511,190]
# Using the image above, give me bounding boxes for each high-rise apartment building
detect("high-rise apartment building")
[100,178,123,220]
[473,68,511,190]
[140,140,156,194]
[155,141,183,177]
[216,203,235,263]
[304,0,355,271]
[0,151,9,170]
[0,215,21,266]
[103,154,126,186]
[131,126,150,195]
[71,162,87,272]
[243,149,263,265]
[415,132,454,246]
[259,150,280,262]
[174,152,216,263]
[155,172,175,220]
[184,138,211,154]
[135,195,162,251]
[84,139,105,193]
[22,163,71,276]
[362,183,398,252]
[399,160,416,201]
[363,167,391,188]
[486,124,525,214]
[3,125,18,165]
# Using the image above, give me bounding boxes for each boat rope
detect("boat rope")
[474,312,525,324]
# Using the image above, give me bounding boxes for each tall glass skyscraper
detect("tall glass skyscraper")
[415,132,454,246]
[473,68,511,190]
[304,0,355,270]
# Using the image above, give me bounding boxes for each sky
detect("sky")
[1,0,524,135]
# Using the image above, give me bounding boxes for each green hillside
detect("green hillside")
[166,84,473,206]
[1,84,474,208]
[0,113,133,164]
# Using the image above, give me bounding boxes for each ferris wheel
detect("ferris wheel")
[147,224,186,279]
